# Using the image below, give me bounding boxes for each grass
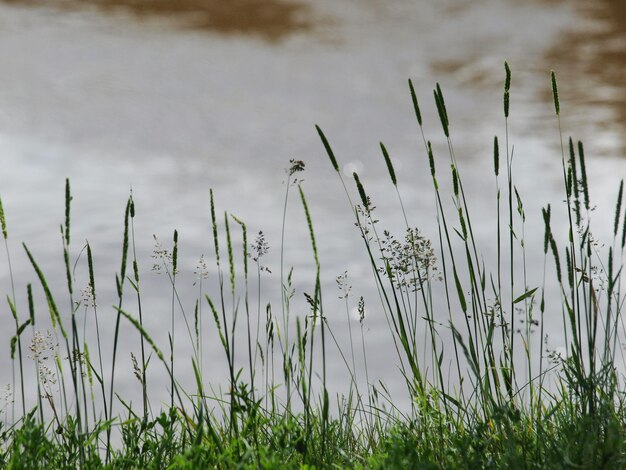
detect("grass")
[1,65,626,468]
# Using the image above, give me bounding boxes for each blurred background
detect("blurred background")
[0,0,624,410]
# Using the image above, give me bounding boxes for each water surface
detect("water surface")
[0,0,624,412]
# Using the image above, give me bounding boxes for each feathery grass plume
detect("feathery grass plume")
[316,125,339,172]
[551,71,560,116]
[64,178,71,246]
[433,84,449,137]
[493,136,500,176]
[353,173,369,210]
[0,196,7,240]
[504,62,511,118]
[380,142,397,186]
[614,180,624,236]
[408,78,422,126]
[578,141,590,210]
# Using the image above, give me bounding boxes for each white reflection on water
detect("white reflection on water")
[0,0,624,411]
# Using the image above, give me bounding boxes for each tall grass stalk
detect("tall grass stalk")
[106,196,131,460]
[0,197,26,422]
[127,194,148,420]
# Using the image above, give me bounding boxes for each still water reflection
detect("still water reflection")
[0,0,624,411]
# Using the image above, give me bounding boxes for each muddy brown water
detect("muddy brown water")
[2,0,311,40]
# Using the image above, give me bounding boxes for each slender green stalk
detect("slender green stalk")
[107,196,131,461]
[127,195,148,420]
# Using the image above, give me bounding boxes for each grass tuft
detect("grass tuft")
[0,70,624,468]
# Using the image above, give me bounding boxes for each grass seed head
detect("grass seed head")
[551,70,560,116]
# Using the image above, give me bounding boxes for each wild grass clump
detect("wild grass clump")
[0,65,625,468]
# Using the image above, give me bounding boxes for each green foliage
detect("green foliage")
[0,70,625,468]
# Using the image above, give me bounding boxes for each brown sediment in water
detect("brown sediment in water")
[546,0,626,152]
[1,0,312,41]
